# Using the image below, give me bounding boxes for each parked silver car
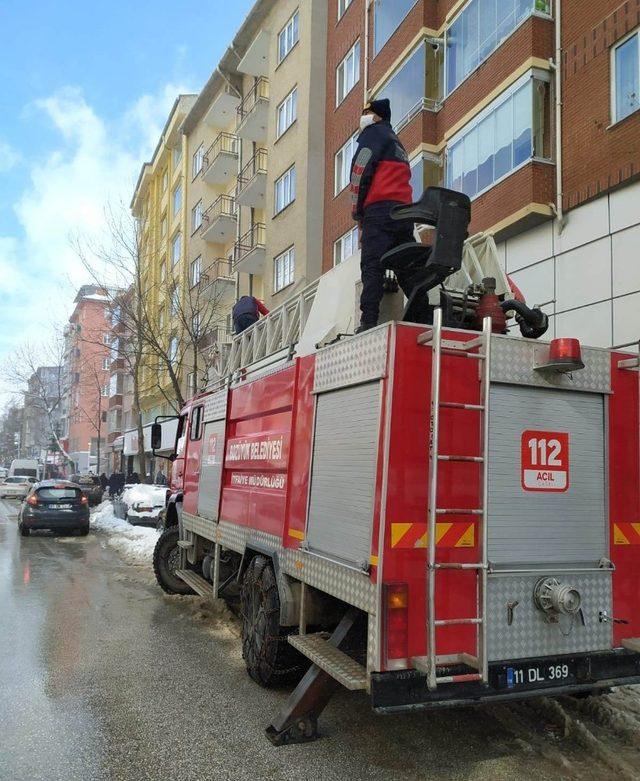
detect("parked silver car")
[0,476,34,500]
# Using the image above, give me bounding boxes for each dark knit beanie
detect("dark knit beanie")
[363,98,391,122]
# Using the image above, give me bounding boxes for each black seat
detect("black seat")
[380,187,471,324]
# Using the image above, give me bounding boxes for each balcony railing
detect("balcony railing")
[202,132,239,183]
[237,77,270,125]
[237,149,268,191]
[234,223,266,267]
[200,258,234,287]
[201,194,237,227]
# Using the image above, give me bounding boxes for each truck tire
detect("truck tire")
[153,526,194,595]
[240,555,306,687]
[18,523,29,537]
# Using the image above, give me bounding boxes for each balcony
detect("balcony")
[200,195,238,244]
[198,323,234,350]
[237,29,270,77]
[202,132,239,186]
[237,78,269,142]
[204,86,241,127]
[234,223,266,275]
[236,149,268,209]
[200,258,235,301]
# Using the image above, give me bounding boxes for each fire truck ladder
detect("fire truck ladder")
[415,307,492,691]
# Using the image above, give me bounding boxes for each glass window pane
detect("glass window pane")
[477,114,495,192]
[462,0,480,80]
[374,0,418,55]
[478,0,497,62]
[462,131,478,198]
[494,98,513,180]
[615,35,640,122]
[512,81,533,166]
[376,43,426,129]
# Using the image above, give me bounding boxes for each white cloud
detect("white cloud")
[0,80,193,380]
[0,141,20,172]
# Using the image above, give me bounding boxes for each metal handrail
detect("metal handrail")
[237,77,270,123]
[203,132,238,175]
[238,149,268,190]
[234,223,266,267]
[202,194,237,227]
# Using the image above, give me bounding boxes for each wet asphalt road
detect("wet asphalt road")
[1,499,640,781]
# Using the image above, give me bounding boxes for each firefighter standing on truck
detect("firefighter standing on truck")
[350,99,414,333]
[232,295,270,335]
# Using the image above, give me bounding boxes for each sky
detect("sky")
[0,0,255,407]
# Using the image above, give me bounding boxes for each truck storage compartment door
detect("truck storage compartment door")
[197,390,228,521]
[306,382,381,567]
[488,386,606,565]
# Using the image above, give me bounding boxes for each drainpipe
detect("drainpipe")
[363,0,375,100]
[552,0,566,233]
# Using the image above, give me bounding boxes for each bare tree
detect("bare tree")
[1,332,72,468]
[74,362,106,475]
[71,204,228,467]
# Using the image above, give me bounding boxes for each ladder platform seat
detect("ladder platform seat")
[175,569,213,598]
[289,633,367,691]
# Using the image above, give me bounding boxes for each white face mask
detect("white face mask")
[359,114,375,132]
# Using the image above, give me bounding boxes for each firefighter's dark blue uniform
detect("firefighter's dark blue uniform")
[350,100,414,329]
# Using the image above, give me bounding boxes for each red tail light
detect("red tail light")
[26,495,38,507]
[80,495,89,505]
[383,583,408,669]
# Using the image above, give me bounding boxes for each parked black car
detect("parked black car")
[18,480,90,537]
[69,474,104,506]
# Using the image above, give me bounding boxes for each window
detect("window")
[374,0,419,55]
[410,152,443,198]
[192,312,201,338]
[101,384,109,397]
[190,256,201,288]
[613,30,640,123]
[278,10,299,63]
[446,0,550,95]
[159,260,166,282]
[172,184,182,216]
[161,169,168,193]
[275,165,296,213]
[170,285,180,315]
[338,0,353,20]
[169,335,179,363]
[445,73,549,200]
[102,357,110,370]
[102,333,110,345]
[336,41,360,105]
[191,200,203,233]
[190,405,204,440]
[171,233,181,266]
[334,132,358,194]
[172,145,182,168]
[277,88,298,138]
[374,42,434,131]
[192,144,204,178]
[274,246,295,292]
[160,214,167,238]
[158,308,165,332]
[101,410,108,423]
[333,227,359,265]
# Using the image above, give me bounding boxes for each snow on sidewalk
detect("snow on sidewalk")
[91,501,159,565]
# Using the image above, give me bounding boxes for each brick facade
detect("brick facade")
[561,0,640,210]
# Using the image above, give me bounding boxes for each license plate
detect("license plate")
[498,661,576,690]
[57,504,73,510]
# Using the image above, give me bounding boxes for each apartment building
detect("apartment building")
[61,286,111,473]
[131,94,197,423]
[21,366,62,462]
[323,0,640,347]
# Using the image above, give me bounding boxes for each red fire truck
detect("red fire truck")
[151,188,640,744]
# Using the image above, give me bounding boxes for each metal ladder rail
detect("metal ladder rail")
[425,309,491,690]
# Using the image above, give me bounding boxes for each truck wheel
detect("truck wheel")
[153,526,194,595]
[240,555,306,688]
[18,524,30,537]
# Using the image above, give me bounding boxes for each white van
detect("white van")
[9,459,43,481]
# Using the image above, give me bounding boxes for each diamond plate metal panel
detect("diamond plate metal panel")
[487,571,612,661]
[203,389,228,422]
[288,634,367,690]
[182,511,216,541]
[313,326,389,393]
[491,336,611,394]
[367,611,381,673]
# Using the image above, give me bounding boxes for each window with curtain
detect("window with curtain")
[278,10,299,63]
[336,40,360,105]
[446,75,548,200]
[333,227,359,265]
[274,247,295,292]
[334,132,358,194]
[274,165,296,214]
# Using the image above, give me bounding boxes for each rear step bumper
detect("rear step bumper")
[371,650,640,713]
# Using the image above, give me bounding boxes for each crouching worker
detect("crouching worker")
[350,98,414,333]
[232,295,269,335]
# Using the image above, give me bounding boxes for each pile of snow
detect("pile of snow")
[91,501,159,565]
[120,484,168,520]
